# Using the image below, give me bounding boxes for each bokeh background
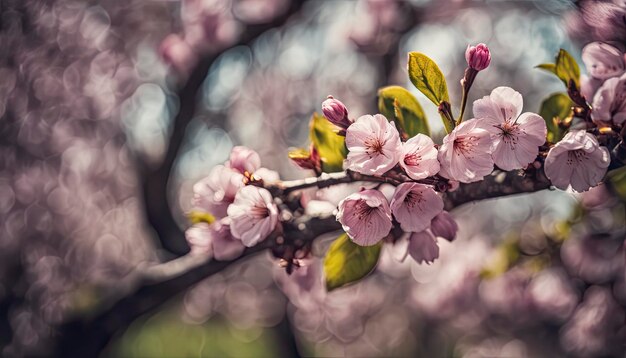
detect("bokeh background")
[1,0,624,356]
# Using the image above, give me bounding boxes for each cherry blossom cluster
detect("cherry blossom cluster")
[185,147,281,260]
[184,41,621,273]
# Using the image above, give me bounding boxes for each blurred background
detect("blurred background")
[1,0,625,356]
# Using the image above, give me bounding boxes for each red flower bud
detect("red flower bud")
[465,43,491,71]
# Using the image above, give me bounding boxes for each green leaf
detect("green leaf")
[539,93,573,143]
[189,211,216,225]
[378,86,430,137]
[323,233,382,291]
[407,52,449,106]
[309,113,348,173]
[535,63,556,74]
[607,166,626,202]
[287,148,310,160]
[555,49,580,89]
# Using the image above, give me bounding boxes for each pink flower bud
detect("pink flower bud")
[408,230,439,264]
[336,189,393,246]
[227,146,261,175]
[227,186,279,247]
[322,95,351,129]
[465,43,491,71]
[430,211,458,242]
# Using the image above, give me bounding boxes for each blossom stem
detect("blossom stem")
[456,68,477,125]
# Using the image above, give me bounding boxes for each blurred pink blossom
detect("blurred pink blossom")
[581,42,624,80]
[474,86,546,171]
[544,130,610,192]
[591,73,626,126]
[336,189,392,246]
[345,114,402,176]
[227,146,261,174]
[399,134,440,180]
[438,118,493,183]
[227,185,279,247]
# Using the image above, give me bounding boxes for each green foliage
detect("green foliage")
[407,52,452,133]
[538,93,573,143]
[309,113,348,173]
[408,52,450,105]
[323,233,382,291]
[189,211,216,225]
[607,166,626,202]
[109,311,280,357]
[287,147,310,160]
[378,86,430,137]
[536,49,581,89]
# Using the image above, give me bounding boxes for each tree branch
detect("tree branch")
[141,0,307,256]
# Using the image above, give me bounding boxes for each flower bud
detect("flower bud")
[465,43,491,71]
[322,95,351,130]
[430,211,458,242]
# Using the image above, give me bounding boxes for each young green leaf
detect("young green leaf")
[378,86,430,137]
[539,93,573,143]
[188,211,216,225]
[323,233,382,291]
[535,63,556,75]
[407,52,450,106]
[555,49,581,89]
[309,113,348,173]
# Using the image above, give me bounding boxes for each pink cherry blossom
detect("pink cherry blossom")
[336,189,393,246]
[399,134,440,180]
[581,42,625,80]
[544,130,610,192]
[430,211,458,242]
[591,73,626,126]
[192,165,244,218]
[345,114,402,176]
[227,185,279,247]
[408,230,439,264]
[185,219,246,260]
[437,118,493,183]
[473,86,547,171]
[390,183,443,233]
[227,146,261,174]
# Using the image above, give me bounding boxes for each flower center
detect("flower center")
[404,152,422,166]
[496,122,520,147]
[454,136,479,158]
[566,150,588,165]
[404,190,423,209]
[353,200,375,220]
[364,137,385,156]
[250,205,269,219]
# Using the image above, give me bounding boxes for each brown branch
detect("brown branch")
[140,0,307,256]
